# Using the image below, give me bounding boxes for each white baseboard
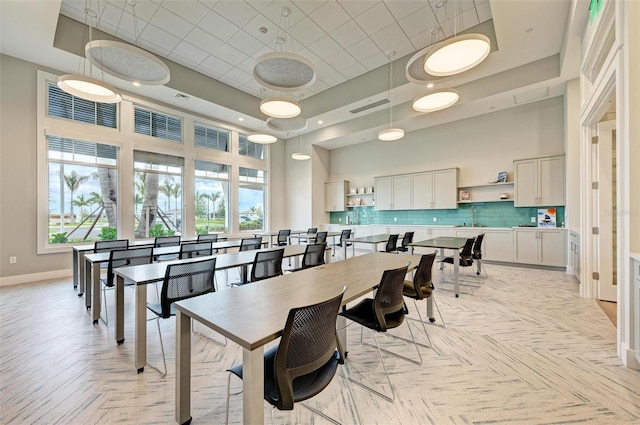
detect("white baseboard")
[0,269,72,287]
[621,342,640,370]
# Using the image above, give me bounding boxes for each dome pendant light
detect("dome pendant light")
[247,133,278,144]
[291,133,310,160]
[378,51,404,142]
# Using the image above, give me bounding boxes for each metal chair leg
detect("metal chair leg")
[145,317,167,377]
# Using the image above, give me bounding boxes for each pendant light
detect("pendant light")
[423,0,490,77]
[57,1,121,103]
[291,133,310,160]
[412,88,459,113]
[378,51,404,142]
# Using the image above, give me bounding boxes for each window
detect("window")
[194,123,229,152]
[195,160,230,234]
[238,167,265,232]
[47,136,118,244]
[47,82,117,128]
[134,106,182,142]
[239,134,264,159]
[133,151,184,238]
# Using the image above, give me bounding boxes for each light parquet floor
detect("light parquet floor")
[1,260,639,425]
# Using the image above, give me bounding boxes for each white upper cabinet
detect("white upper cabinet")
[514,155,565,206]
[376,168,457,211]
[324,180,348,212]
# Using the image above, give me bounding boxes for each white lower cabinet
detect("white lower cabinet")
[514,228,566,267]
[453,228,514,262]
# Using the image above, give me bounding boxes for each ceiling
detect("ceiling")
[0,0,589,150]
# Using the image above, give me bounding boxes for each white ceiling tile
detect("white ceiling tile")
[353,2,396,35]
[59,7,86,24]
[127,1,160,22]
[198,10,240,41]
[172,41,210,64]
[116,11,148,39]
[224,68,253,85]
[345,36,381,61]
[359,51,388,70]
[137,37,173,57]
[200,54,234,74]
[409,29,432,51]
[140,23,181,51]
[291,0,326,15]
[227,30,265,56]
[260,1,306,27]
[340,62,367,79]
[290,16,325,46]
[308,79,330,93]
[385,39,415,59]
[476,1,493,23]
[99,2,125,29]
[195,65,220,80]
[370,22,409,54]
[321,71,348,86]
[151,6,193,38]
[213,42,249,66]
[212,0,258,28]
[313,60,338,78]
[337,0,375,18]
[168,52,201,69]
[236,57,256,74]
[184,27,225,55]
[309,1,351,33]
[398,6,439,38]
[308,35,342,60]
[324,50,356,70]
[161,1,209,24]
[291,46,321,66]
[251,44,277,59]
[243,14,278,45]
[330,20,367,49]
[197,0,218,9]
[384,1,426,21]
[245,1,270,13]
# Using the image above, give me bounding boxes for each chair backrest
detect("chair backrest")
[339,229,351,243]
[197,233,219,243]
[154,235,181,247]
[472,233,485,259]
[251,248,285,282]
[461,238,475,265]
[301,243,326,269]
[307,227,318,234]
[385,234,399,252]
[400,232,414,249]
[179,241,212,259]
[159,257,216,319]
[411,253,436,300]
[105,246,154,287]
[315,231,328,244]
[94,239,128,253]
[240,237,263,251]
[373,264,410,332]
[273,288,346,410]
[277,229,291,245]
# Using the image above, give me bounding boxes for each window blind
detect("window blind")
[194,123,229,151]
[48,82,117,128]
[134,106,182,142]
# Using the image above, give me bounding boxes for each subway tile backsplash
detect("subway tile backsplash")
[330,202,565,228]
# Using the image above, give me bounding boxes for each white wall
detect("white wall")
[326,97,565,186]
[565,79,581,232]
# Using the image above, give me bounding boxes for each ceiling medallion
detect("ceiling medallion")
[266,116,307,132]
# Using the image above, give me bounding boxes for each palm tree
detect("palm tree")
[172,182,181,215]
[159,178,174,213]
[71,194,90,221]
[199,192,221,229]
[63,171,89,222]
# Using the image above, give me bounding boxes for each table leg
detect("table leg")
[477,259,482,275]
[352,242,356,258]
[73,249,79,290]
[426,297,434,321]
[453,248,460,298]
[115,275,125,345]
[176,311,192,425]
[135,284,148,373]
[438,248,445,275]
[336,314,347,354]
[84,258,92,309]
[92,263,101,324]
[243,346,265,425]
[342,240,347,260]
[78,251,86,295]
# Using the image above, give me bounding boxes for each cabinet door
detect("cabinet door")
[392,175,411,210]
[514,159,538,206]
[539,156,565,206]
[432,169,458,209]
[539,229,566,267]
[483,230,514,262]
[324,181,346,212]
[375,177,393,210]
[514,230,539,264]
[431,227,454,238]
[411,172,433,209]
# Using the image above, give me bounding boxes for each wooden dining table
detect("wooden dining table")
[343,233,404,258]
[173,251,422,425]
[112,244,315,373]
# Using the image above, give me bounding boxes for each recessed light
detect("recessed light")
[526,28,534,33]
[132,81,140,87]
[435,0,446,9]
[238,117,244,121]
[317,120,323,124]
[427,83,434,88]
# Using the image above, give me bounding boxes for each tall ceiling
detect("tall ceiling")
[0,0,589,150]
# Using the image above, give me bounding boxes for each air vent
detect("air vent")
[175,93,189,101]
[350,99,389,114]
